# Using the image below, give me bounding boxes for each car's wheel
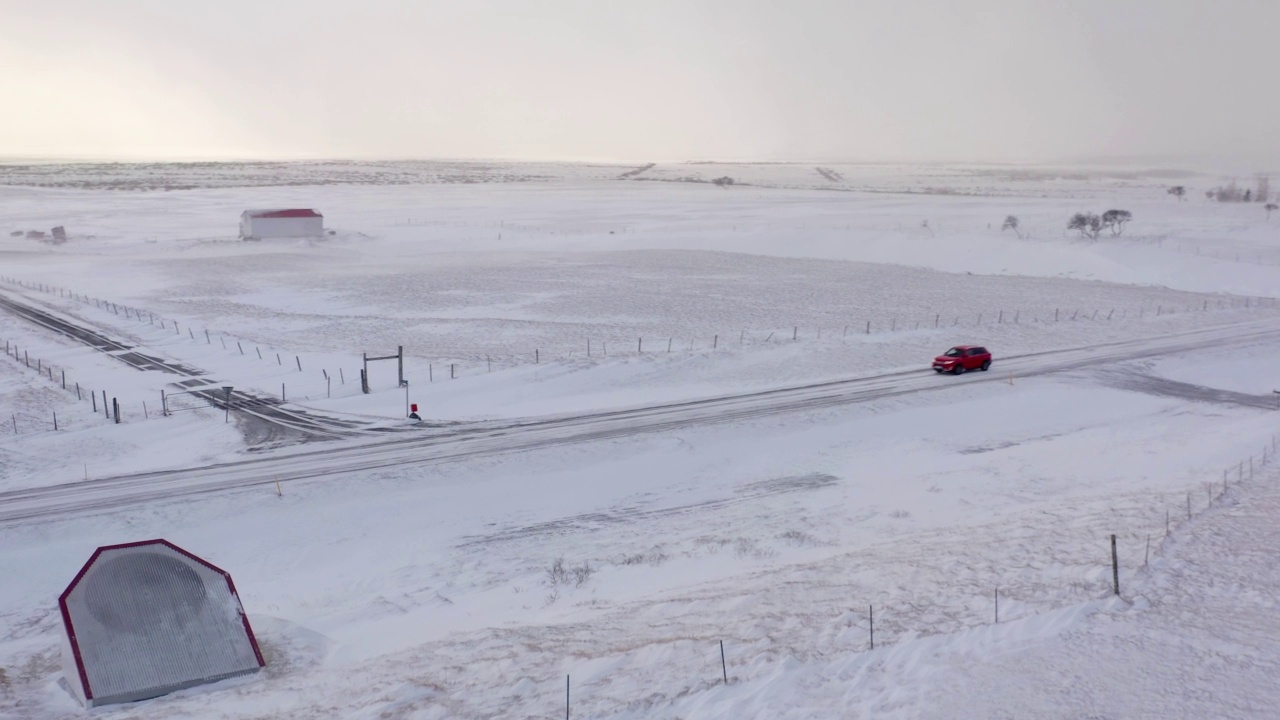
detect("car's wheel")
[952,363,965,375]
[981,360,991,371]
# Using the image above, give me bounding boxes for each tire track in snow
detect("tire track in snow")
[0,289,380,442]
[1,318,1279,524]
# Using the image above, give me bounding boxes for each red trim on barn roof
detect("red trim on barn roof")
[246,209,321,219]
[57,541,173,699]
[58,592,93,700]
[225,575,267,668]
[61,539,243,597]
[59,538,267,698]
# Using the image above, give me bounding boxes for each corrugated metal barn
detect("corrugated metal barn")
[59,539,265,708]
[239,208,324,239]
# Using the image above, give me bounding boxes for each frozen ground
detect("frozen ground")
[655,453,1280,719]
[2,352,1278,719]
[1,161,1279,718]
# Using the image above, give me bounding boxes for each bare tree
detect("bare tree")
[1210,180,1247,202]
[1167,186,1186,201]
[1101,209,1133,236]
[1068,212,1103,240]
[1256,174,1271,203]
[1001,215,1023,239]
[1267,203,1278,220]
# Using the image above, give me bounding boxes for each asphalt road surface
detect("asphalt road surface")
[2,317,1278,525]
[0,288,385,442]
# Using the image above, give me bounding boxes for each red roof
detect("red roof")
[245,209,321,219]
[59,538,266,704]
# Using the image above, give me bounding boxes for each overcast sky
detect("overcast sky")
[2,0,1276,167]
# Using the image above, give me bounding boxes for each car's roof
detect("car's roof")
[950,345,981,350]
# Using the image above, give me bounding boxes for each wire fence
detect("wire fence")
[2,279,1277,712]
[471,435,1280,717]
[0,337,127,433]
[3,274,1280,428]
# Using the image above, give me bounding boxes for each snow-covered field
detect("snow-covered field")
[2,160,1280,718]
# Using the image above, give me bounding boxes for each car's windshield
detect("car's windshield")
[944,348,962,357]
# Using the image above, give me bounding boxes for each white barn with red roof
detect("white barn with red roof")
[239,208,323,239]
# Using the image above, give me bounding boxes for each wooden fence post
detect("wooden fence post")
[1111,534,1120,596]
[720,640,728,683]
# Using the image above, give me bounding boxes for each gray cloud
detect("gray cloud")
[2,0,1276,168]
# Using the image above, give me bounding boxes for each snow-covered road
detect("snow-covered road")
[3,317,1277,525]
[0,285,378,442]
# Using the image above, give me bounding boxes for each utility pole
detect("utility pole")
[223,386,234,423]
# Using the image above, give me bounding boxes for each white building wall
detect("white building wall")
[245,216,323,239]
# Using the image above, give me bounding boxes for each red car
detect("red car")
[932,345,992,374]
